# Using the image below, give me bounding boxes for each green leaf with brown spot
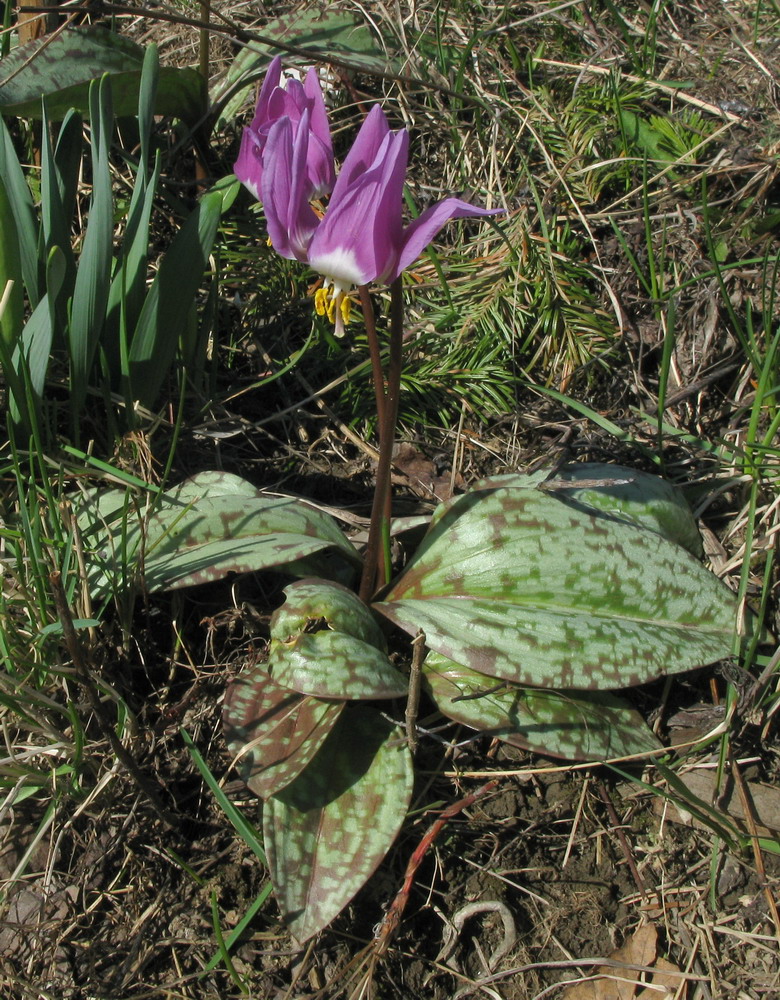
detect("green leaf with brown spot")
[0,26,205,122]
[374,486,748,690]
[263,706,413,942]
[423,652,661,760]
[223,662,344,799]
[76,472,360,601]
[472,464,703,557]
[213,9,396,129]
[267,580,407,700]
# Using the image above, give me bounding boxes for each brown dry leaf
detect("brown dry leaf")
[636,957,685,999]
[560,925,685,1000]
[390,442,461,501]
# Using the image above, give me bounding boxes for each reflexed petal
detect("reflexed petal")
[393,197,502,279]
[261,116,319,261]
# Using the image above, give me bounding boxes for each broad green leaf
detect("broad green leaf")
[128,188,223,407]
[374,487,747,690]
[263,705,413,941]
[214,10,395,129]
[423,652,661,760]
[76,472,360,601]
[223,662,343,798]
[0,26,205,123]
[270,578,387,649]
[268,579,407,699]
[472,463,703,557]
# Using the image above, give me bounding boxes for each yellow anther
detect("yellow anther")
[314,287,329,316]
[266,235,273,247]
[312,285,353,336]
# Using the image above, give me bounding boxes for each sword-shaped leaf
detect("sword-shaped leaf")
[263,706,413,941]
[223,661,343,798]
[374,486,747,690]
[423,652,661,760]
[268,580,407,699]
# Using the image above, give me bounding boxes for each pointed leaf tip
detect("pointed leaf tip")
[263,706,413,940]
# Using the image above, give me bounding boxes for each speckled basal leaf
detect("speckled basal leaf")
[214,9,395,128]
[263,706,413,941]
[374,487,747,690]
[423,652,661,760]
[75,472,360,600]
[268,580,407,700]
[223,661,343,799]
[0,26,205,122]
[472,464,703,557]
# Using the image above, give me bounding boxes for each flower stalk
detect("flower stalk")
[234,58,502,601]
[359,278,404,602]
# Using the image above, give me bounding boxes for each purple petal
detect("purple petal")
[328,105,391,205]
[303,67,335,195]
[261,116,319,262]
[308,129,408,287]
[251,55,283,129]
[234,126,263,200]
[267,86,302,124]
[393,198,503,279]
[304,67,332,153]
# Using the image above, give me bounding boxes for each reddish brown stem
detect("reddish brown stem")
[374,779,498,955]
[359,284,386,434]
[359,278,404,602]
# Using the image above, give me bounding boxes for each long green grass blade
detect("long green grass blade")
[128,188,223,407]
[0,117,40,306]
[68,77,114,422]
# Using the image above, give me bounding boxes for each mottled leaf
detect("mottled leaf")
[473,463,703,557]
[214,9,395,128]
[263,706,413,941]
[75,471,360,600]
[223,661,343,798]
[423,652,662,760]
[268,580,407,699]
[0,26,205,122]
[374,487,746,690]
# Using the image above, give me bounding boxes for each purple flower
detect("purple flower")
[235,56,334,201]
[236,63,502,335]
[261,112,320,264]
[308,106,501,331]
